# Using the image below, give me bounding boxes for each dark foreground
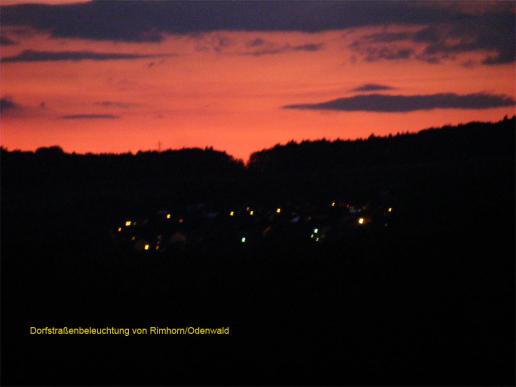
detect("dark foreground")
[1,119,515,385]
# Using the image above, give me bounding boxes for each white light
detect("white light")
[313,228,319,234]
[241,237,246,243]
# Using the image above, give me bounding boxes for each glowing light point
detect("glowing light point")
[331,201,336,207]
[313,228,319,234]
[144,244,150,251]
[166,213,171,219]
[250,210,254,216]
[387,207,393,213]
[276,208,281,214]
[358,217,365,225]
[229,211,235,217]
[125,220,132,227]
[117,227,122,232]
[241,237,246,243]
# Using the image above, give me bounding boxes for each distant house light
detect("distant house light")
[144,243,150,251]
[387,207,393,213]
[358,217,365,225]
[276,208,281,214]
[249,210,254,216]
[125,220,132,227]
[166,213,172,219]
[331,201,336,207]
[241,237,246,243]
[117,227,122,232]
[229,211,235,217]
[313,228,319,234]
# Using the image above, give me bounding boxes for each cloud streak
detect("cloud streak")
[351,84,395,92]
[61,114,120,120]
[0,36,17,45]
[241,41,323,56]
[1,50,167,63]
[283,93,516,113]
[0,97,20,113]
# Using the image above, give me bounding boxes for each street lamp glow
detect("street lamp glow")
[241,237,246,243]
[144,243,150,251]
[358,217,365,225]
[229,210,235,217]
[125,220,132,227]
[276,208,281,214]
[166,213,171,219]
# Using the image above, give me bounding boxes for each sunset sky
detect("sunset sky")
[1,0,515,160]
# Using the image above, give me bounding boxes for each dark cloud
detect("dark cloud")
[364,47,414,62]
[0,97,20,113]
[351,9,515,65]
[0,36,17,45]
[2,1,513,65]
[283,93,516,113]
[1,50,167,63]
[241,42,323,56]
[351,83,395,92]
[61,114,120,120]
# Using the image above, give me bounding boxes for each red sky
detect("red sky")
[1,1,515,161]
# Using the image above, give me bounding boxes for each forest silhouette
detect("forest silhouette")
[1,116,514,386]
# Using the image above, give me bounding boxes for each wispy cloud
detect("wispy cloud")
[94,101,139,109]
[61,114,120,120]
[241,41,323,56]
[1,50,168,63]
[0,36,17,45]
[351,83,395,92]
[0,97,20,113]
[284,93,516,113]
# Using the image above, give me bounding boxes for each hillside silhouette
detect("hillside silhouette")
[1,117,514,386]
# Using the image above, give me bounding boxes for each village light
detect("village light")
[241,237,246,243]
[313,228,319,234]
[249,210,254,216]
[117,227,122,232]
[358,217,365,225]
[331,201,336,207]
[276,208,281,214]
[229,210,235,217]
[144,243,150,251]
[166,213,172,219]
[125,220,132,227]
[387,207,393,213]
